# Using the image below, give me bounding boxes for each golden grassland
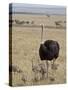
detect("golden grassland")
[10,14,66,86]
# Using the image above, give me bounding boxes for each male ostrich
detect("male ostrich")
[39,40,60,77]
[39,25,60,78]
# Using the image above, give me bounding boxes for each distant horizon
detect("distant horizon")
[9,3,66,15]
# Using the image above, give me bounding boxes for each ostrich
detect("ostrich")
[39,25,60,78]
[32,60,41,81]
[32,60,46,81]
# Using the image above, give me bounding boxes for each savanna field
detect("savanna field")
[9,14,66,86]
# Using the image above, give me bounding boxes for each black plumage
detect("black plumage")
[39,40,60,61]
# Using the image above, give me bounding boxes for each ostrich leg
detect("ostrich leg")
[46,60,49,78]
[51,59,58,70]
[53,59,55,69]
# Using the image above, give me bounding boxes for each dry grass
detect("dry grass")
[10,14,66,86]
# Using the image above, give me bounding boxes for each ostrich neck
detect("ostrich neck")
[41,25,44,42]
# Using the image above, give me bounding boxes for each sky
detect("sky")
[9,3,66,15]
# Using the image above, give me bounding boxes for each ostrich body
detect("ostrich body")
[39,40,60,78]
[39,40,59,60]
